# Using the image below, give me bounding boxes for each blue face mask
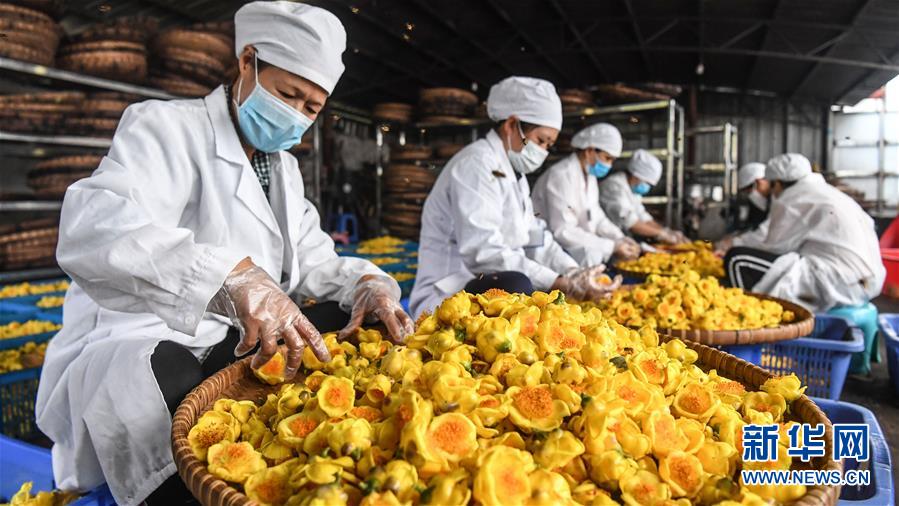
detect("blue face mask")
[632,181,651,195]
[234,54,314,153]
[588,160,611,178]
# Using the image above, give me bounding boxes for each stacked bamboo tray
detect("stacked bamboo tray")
[383,145,435,240]
[0,2,62,66]
[0,219,59,270]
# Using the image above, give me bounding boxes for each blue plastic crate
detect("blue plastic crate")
[0,292,66,316]
[760,315,864,400]
[812,398,894,505]
[0,312,63,352]
[879,314,899,396]
[0,368,42,439]
[0,435,115,505]
[719,344,763,365]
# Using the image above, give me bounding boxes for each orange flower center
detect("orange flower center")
[260,356,283,375]
[484,288,509,299]
[513,387,553,419]
[288,416,318,437]
[671,459,697,487]
[255,477,288,503]
[499,468,528,496]
[224,443,247,461]
[479,397,500,408]
[429,419,471,455]
[325,384,351,408]
[350,406,382,422]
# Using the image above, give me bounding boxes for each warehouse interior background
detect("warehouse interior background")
[2,0,899,493]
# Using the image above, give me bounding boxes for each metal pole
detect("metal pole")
[375,125,384,233]
[722,123,732,220]
[312,121,323,212]
[676,105,685,230]
[878,103,886,216]
[665,99,676,228]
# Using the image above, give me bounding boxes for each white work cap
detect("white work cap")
[628,149,663,185]
[737,162,766,190]
[765,153,812,182]
[487,76,563,130]
[571,122,622,157]
[235,1,346,94]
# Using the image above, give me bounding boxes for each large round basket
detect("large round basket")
[655,293,814,345]
[172,336,841,506]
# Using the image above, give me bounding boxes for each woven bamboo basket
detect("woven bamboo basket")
[390,144,432,161]
[0,91,85,105]
[372,102,413,123]
[171,335,841,506]
[559,88,593,106]
[33,154,102,172]
[418,87,478,117]
[64,116,119,136]
[0,19,60,52]
[0,2,55,26]
[384,223,421,240]
[154,29,233,65]
[594,83,671,104]
[158,49,226,87]
[0,39,54,65]
[435,143,465,159]
[58,47,148,83]
[150,74,214,97]
[6,0,64,18]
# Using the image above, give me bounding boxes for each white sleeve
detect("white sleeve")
[450,158,561,290]
[732,219,770,249]
[526,218,579,281]
[289,198,400,310]
[739,199,809,254]
[542,169,616,263]
[56,102,245,336]
[600,178,641,229]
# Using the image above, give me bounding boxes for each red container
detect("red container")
[883,248,899,297]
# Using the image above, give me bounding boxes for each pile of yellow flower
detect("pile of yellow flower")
[368,257,404,266]
[0,280,69,299]
[357,236,408,255]
[36,296,65,308]
[617,242,724,278]
[3,482,80,506]
[389,272,416,283]
[595,270,795,331]
[0,320,62,340]
[0,341,48,374]
[189,289,811,506]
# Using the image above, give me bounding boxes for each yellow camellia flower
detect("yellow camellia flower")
[436,292,473,325]
[260,438,295,465]
[422,413,478,471]
[317,376,355,417]
[587,450,638,490]
[620,469,672,506]
[253,352,288,385]
[761,373,807,402]
[327,418,373,456]
[475,317,518,363]
[358,490,406,506]
[527,469,574,506]
[695,441,737,476]
[506,385,570,432]
[658,451,705,498]
[675,418,707,454]
[644,411,688,458]
[188,410,241,461]
[742,391,787,422]
[473,446,535,506]
[535,429,585,470]
[535,318,586,355]
[425,468,471,506]
[672,382,720,423]
[207,441,267,483]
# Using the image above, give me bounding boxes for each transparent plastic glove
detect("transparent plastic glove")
[339,275,414,343]
[555,265,623,302]
[208,263,331,379]
[613,237,640,261]
[657,227,689,245]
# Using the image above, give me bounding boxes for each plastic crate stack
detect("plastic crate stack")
[0,278,67,440]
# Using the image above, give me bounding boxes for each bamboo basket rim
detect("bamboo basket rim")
[172,335,840,506]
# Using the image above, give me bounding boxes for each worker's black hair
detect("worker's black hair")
[494,118,540,134]
[780,179,798,190]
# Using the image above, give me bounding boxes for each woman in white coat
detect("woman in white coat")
[532,122,640,267]
[598,149,687,244]
[720,153,885,311]
[35,3,412,505]
[410,77,620,319]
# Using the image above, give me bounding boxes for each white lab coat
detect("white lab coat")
[532,153,625,266]
[409,130,578,318]
[733,173,885,311]
[598,171,654,230]
[35,86,394,506]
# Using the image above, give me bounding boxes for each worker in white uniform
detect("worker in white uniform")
[714,162,771,256]
[410,76,621,319]
[598,149,688,244]
[532,122,639,266]
[718,153,885,311]
[35,3,413,505]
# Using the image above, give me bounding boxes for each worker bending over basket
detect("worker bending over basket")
[411,76,621,319]
[718,153,885,311]
[599,149,688,245]
[532,122,640,266]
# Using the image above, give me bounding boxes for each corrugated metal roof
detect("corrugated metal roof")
[59,0,899,106]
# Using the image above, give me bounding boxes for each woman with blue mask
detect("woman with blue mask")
[599,149,688,245]
[411,77,621,319]
[36,3,413,505]
[533,123,640,266]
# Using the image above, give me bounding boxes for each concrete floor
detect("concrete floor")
[841,295,899,484]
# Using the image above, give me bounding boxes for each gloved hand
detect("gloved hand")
[554,265,623,302]
[339,275,414,343]
[657,227,689,245]
[714,236,734,257]
[208,261,331,379]
[613,237,640,260]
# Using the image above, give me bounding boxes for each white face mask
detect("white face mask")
[507,122,548,174]
[748,189,768,211]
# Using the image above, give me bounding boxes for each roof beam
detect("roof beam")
[483,0,577,84]
[746,0,786,88]
[719,21,764,49]
[644,19,679,45]
[838,44,899,102]
[546,0,611,81]
[790,0,875,98]
[622,0,653,79]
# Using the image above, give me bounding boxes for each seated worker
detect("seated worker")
[719,153,885,311]
[532,123,640,267]
[598,149,688,245]
[410,76,621,318]
[714,162,772,255]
